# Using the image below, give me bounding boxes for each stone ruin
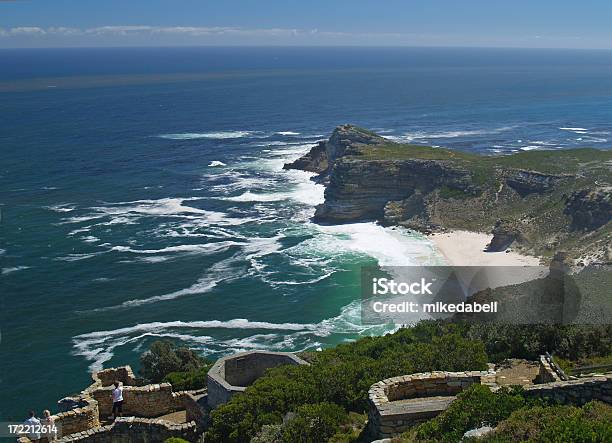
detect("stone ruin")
[368,356,612,439]
[207,351,308,408]
[17,351,307,442]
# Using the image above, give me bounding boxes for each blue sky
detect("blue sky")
[1,0,611,49]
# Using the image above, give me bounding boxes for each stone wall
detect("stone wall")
[54,397,101,437]
[54,417,198,443]
[525,374,612,405]
[93,366,141,388]
[89,383,184,418]
[535,354,566,383]
[183,391,209,431]
[368,371,492,439]
[207,351,308,408]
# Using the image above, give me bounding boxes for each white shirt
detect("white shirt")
[112,386,123,402]
[23,416,41,440]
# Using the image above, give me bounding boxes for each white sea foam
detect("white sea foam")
[275,131,301,136]
[110,241,241,256]
[305,222,440,267]
[157,131,255,140]
[61,198,223,227]
[1,266,30,275]
[45,203,76,213]
[81,236,100,243]
[73,299,394,371]
[387,126,517,142]
[560,127,588,132]
[581,137,608,143]
[224,191,288,202]
[208,161,227,167]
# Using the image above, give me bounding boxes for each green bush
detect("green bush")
[282,403,348,443]
[139,340,210,383]
[414,385,537,442]
[483,401,612,442]
[163,365,212,390]
[466,323,612,362]
[164,438,190,443]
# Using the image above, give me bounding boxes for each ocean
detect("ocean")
[1,46,611,420]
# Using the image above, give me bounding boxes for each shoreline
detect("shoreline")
[428,230,542,267]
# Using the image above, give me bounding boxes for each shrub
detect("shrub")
[164,438,190,443]
[466,323,612,362]
[282,403,348,443]
[414,385,537,442]
[139,340,209,383]
[163,365,212,390]
[483,401,612,442]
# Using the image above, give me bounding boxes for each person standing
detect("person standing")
[23,410,41,442]
[41,409,57,441]
[110,381,124,420]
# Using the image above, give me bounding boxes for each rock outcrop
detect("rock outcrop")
[486,220,523,252]
[506,169,571,196]
[564,187,612,231]
[285,125,612,262]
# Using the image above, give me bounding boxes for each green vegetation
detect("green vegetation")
[139,340,212,385]
[199,321,611,443]
[481,401,612,442]
[204,322,487,443]
[554,353,612,376]
[398,389,612,442]
[353,142,612,178]
[412,385,538,442]
[163,365,212,391]
[141,322,611,443]
[466,323,612,363]
[164,439,190,443]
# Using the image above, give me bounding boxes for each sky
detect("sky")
[1,0,611,49]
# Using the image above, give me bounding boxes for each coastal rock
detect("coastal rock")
[506,169,570,196]
[283,141,328,174]
[314,158,472,223]
[383,192,438,233]
[564,187,612,231]
[284,124,387,178]
[486,220,523,252]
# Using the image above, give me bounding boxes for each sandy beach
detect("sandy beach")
[429,230,542,267]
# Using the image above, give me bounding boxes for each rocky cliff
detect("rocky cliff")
[285,125,612,263]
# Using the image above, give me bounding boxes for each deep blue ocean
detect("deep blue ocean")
[1,47,612,420]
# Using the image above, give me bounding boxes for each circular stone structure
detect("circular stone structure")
[368,371,494,438]
[207,351,308,408]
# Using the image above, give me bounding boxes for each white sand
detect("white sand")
[429,230,542,267]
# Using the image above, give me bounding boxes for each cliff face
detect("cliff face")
[285,125,612,262]
[313,158,473,224]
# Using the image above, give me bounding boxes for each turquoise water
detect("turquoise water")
[1,47,612,420]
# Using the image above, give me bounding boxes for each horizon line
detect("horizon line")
[2,44,612,51]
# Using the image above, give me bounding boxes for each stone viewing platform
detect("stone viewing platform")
[367,370,495,438]
[17,350,307,442]
[207,350,308,408]
[367,356,612,439]
[17,366,207,443]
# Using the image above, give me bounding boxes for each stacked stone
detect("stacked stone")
[55,418,198,443]
[368,371,490,439]
[525,374,612,405]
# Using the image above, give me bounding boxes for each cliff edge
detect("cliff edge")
[285,125,612,263]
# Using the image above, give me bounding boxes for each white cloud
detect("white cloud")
[7,26,46,35]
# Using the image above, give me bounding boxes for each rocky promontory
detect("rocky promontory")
[285,125,612,263]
